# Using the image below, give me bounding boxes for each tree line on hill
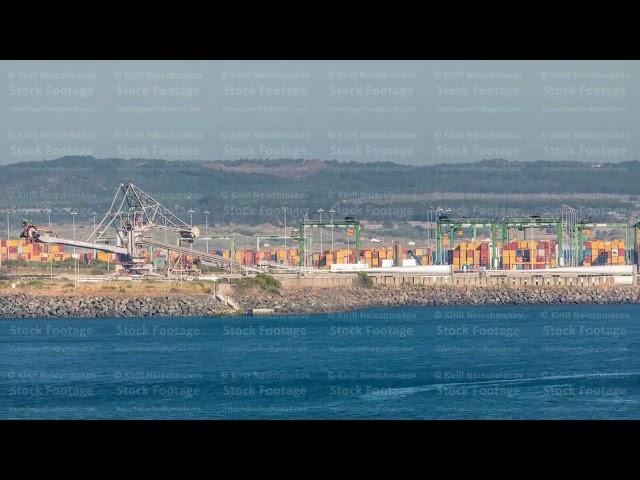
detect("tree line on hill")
[0,156,637,225]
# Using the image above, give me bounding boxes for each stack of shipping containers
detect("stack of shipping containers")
[0,237,631,270]
[500,240,556,270]
[452,241,489,271]
[583,240,625,266]
[0,239,68,262]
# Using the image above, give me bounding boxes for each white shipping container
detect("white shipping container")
[381,259,394,268]
[402,259,417,267]
[330,263,368,272]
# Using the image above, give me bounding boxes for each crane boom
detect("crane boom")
[20,223,128,256]
[35,234,128,255]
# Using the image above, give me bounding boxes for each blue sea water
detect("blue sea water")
[1,304,639,419]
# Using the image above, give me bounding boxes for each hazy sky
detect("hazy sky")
[0,60,637,165]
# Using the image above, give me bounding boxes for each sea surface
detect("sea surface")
[1,304,639,419]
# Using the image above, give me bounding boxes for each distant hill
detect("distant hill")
[1,156,638,225]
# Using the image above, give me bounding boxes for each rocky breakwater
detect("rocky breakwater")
[3,285,640,318]
[233,285,640,314]
[0,294,229,318]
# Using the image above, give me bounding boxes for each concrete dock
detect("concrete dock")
[274,266,637,289]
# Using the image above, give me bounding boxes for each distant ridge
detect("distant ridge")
[1,156,638,224]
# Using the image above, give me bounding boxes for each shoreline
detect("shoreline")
[233,285,640,315]
[2,285,640,318]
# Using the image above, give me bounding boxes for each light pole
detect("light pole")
[187,209,195,250]
[329,208,335,255]
[70,211,77,253]
[568,206,572,266]
[283,207,287,266]
[561,205,565,267]
[92,211,97,261]
[304,209,310,267]
[0,210,4,269]
[164,216,167,245]
[427,207,435,255]
[572,208,580,267]
[6,209,9,267]
[318,208,324,255]
[560,204,568,267]
[204,210,210,253]
[47,210,52,266]
[0,209,6,269]
[70,210,78,289]
[635,216,639,266]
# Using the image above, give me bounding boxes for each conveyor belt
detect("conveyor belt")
[35,234,129,256]
[140,237,254,272]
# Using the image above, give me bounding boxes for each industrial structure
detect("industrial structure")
[18,183,254,275]
[296,215,361,267]
[434,214,640,270]
[3,183,640,278]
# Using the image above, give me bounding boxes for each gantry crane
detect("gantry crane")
[434,214,640,269]
[297,216,361,267]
